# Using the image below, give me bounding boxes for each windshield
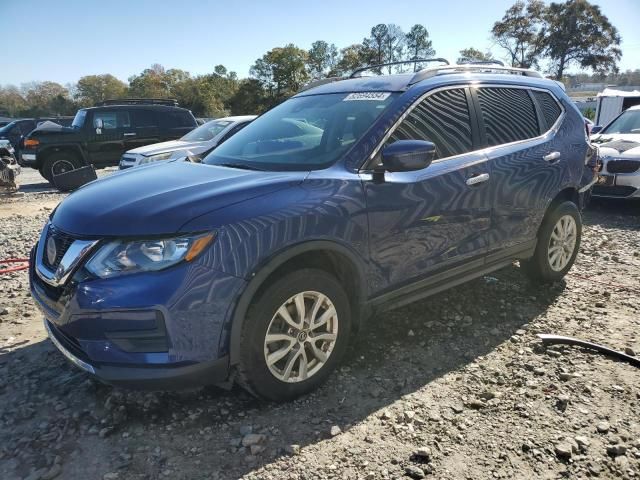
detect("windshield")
[603,109,640,134]
[181,120,232,142]
[0,121,17,134]
[204,92,397,171]
[72,110,87,129]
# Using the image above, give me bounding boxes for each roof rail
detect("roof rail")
[350,58,449,78]
[95,98,179,107]
[298,76,345,93]
[457,60,505,67]
[408,64,543,85]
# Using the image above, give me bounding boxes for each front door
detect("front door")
[363,87,493,294]
[86,110,130,165]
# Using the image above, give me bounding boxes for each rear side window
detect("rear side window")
[532,91,562,130]
[93,110,131,129]
[164,110,195,128]
[388,88,473,159]
[477,88,539,146]
[133,110,158,127]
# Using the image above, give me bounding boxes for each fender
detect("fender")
[226,239,369,365]
[39,144,88,166]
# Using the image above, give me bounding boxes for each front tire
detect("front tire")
[521,200,582,283]
[237,269,351,401]
[41,152,81,184]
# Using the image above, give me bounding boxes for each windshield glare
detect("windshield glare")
[182,120,232,142]
[204,92,396,171]
[0,121,16,133]
[72,110,87,129]
[603,109,640,134]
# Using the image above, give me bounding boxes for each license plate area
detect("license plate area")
[597,175,615,186]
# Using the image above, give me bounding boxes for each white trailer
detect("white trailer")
[595,88,640,126]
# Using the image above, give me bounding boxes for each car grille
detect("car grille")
[592,185,637,197]
[607,160,640,174]
[43,225,76,270]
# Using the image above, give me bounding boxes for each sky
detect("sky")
[1,0,639,87]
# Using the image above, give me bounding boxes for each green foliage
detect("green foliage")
[250,44,309,105]
[76,74,128,106]
[405,25,435,63]
[583,107,595,120]
[491,0,545,68]
[542,0,622,79]
[307,41,338,80]
[458,48,495,64]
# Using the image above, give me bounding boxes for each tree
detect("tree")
[492,0,545,68]
[364,24,388,66]
[128,64,190,98]
[250,44,309,101]
[542,0,622,79]
[75,74,128,106]
[0,86,27,117]
[458,48,495,64]
[229,79,270,114]
[405,25,435,69]
[332,44,371,76]
[383,24,405,73]
[307,40,338,79]
[21,81,75,116]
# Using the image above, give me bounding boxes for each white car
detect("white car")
[119,115,256,169]
[591,105,640,199]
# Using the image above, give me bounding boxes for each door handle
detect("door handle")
[543,151,561,163]
[466,173,490,186]
[123,132,137,137]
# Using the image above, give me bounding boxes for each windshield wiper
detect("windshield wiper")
[216,162,265,171]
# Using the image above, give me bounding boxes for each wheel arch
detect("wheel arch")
[39,145,87,168]
[226,240,368,365]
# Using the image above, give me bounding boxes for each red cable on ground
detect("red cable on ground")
[0,258,29,275]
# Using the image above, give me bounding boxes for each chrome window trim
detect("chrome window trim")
[360,83,566,171]
[35,222,100,287]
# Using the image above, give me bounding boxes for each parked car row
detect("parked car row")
[0,116,74,151]
[30,60,598,401]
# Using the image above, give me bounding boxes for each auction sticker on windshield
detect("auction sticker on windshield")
[343,92,391,101]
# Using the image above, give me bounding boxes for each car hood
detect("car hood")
[52,162,307,236]
[127,139,208,156]
[592,134,640,158]
[29,120,76,136]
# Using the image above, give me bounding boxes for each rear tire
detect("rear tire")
[521,201,582,283]
[237,269,351,401]
[41,152,81,184]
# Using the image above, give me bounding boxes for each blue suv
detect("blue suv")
[30,61,597,401]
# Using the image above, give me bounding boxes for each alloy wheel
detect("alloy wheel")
[263,291,339,383]
[51,159,75,176]
[547,214,577,272]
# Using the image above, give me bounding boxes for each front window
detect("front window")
[72,110,87,129]
[603,109,640,134]
[182,120,233,142]
[204,92,397,171]
[0,121,17,134]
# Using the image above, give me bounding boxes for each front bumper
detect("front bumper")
[20,151,37,167]
[592,172,640,199]
[30,233,247,390]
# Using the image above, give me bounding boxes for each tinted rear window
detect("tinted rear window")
[532,91,562,130]
[163,111,196,128]
[477,88,539,146]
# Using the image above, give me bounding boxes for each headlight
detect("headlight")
[140,152,174,164]
[85,233,214,279]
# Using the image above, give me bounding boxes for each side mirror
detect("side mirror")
[590,125,603,134]
[381,140,436,172]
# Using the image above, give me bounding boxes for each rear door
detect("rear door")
[473,86,566,252]
[160,110,196,140]
[363,87,493,293]
[124,109,161,151]
[86,110,130,165]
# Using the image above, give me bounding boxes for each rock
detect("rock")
[555,442,573,460]
[574,435,591,452]
[624,346,636,356]
[41,465,62,480]
[405,465,425,479]
[607,444,627,457]
[555,394,570,412]
[408,329,415,337]
[467,399,486,410]
[249,445,264,455]
[596,421,610,434]
[479,391,496,401]
[103,474,119,480]
[239,425,252,436]
[380,409,392,420]
[404,411,416,422]
[284,444,300,455]
[99,427,114,438]
[0,307,9,315]
[330,425,342,437]
[414,447,432,461]
[451,404,464,414]
[241,433,266,447]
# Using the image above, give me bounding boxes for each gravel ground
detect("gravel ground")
[1,169,639,480]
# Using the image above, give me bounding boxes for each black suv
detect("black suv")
[0,117,74,151]
[21,99,197,182]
